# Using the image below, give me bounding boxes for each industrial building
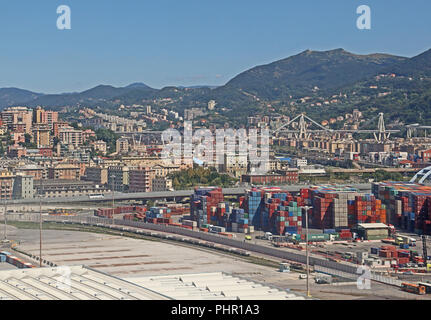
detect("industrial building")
[0,266,169,300]
[124,272,306,300]
[0,267,306,300]
[354,223,390,240]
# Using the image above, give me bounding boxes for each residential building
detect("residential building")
[107,165,129,192]
[129,167,156,193]
[12,173,34,199]
[32,125,51,148]
[59,127,83,146]
[7,145,26,158]
[48,163,80,180]
[292,158,308,168]
[34,179,108,198]
[15,164,46,180]
[34,107,59,128]
[1,106,33,134]
[116,138,129,154]
[85,166,108,185]
[0,171,15,200]
[152,176,173,192]
[53,121,70,137]
[92,140,107,154]
[241,169,299,185]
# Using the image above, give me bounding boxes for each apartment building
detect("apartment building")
[34,107,59,128]
[12,173,34,199]
[59,127,83,146]
[116,138,129,154]
[152,176,173,192]
[1,106,33,134]
[128,167,156,193]
[107,165,129,192]
[48,163,81,180]
[32,125,51,148]
[0,171,15,200]
[85,166,108,185]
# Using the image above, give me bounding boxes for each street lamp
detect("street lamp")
[3,198,7,241]
[111,174,115,225]
[302,205,313,298]
[39,177,43,268]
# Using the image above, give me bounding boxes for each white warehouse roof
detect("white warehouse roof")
[124,272,307,300]
[357,223,389,229]
[0,266,170,300]
[0,267,307,300]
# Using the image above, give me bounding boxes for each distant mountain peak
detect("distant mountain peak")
[126,82,152,89]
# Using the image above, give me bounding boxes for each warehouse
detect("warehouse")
[0,266,307,300]
[124,272,307,300]
[0,266,170,300]
[354,223,389,240]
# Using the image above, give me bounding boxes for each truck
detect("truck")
[264,232,273,241]
[315,273,332,284]
[395,235,416,246]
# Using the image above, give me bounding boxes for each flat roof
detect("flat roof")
[124,272,307,300]
[357,223,389,229]
[0,265,170,300]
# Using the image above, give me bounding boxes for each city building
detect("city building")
[85,166,108,185]
[107,165,129,192]
[0,170,15,200]
[32,125,51,148]
[34,107,59,128]
[48,163,81,180]
[12,173,34,199]
[7,145,26,158]
[152,176,173,192]
[34,179,108,198]
[116,138,129,154]
[53,121,70,137]
[129,167,156,193]
[92,140,107,154]
[15,164,46,180]
[292,158,307,168]
[151,164,181,177]
[58,127,83,147]
[241,171,299,185]
[207,100,216,110]
[1,106,33,134]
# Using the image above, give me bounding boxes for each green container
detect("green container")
[308,234,330,241]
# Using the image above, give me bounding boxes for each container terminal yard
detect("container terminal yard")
[2,182,431,300]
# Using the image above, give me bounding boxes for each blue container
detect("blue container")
[324,229,336,234]
[0,254,6,263]
[239,219,249,225]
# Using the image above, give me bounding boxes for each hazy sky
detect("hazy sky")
[0,0,430,93]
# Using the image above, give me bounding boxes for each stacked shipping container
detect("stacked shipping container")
[373,182,431,235]
[190,187,224,228]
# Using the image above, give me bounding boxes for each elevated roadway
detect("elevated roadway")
[6,184,372,205]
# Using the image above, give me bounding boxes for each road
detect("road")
[6,184,372,205]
